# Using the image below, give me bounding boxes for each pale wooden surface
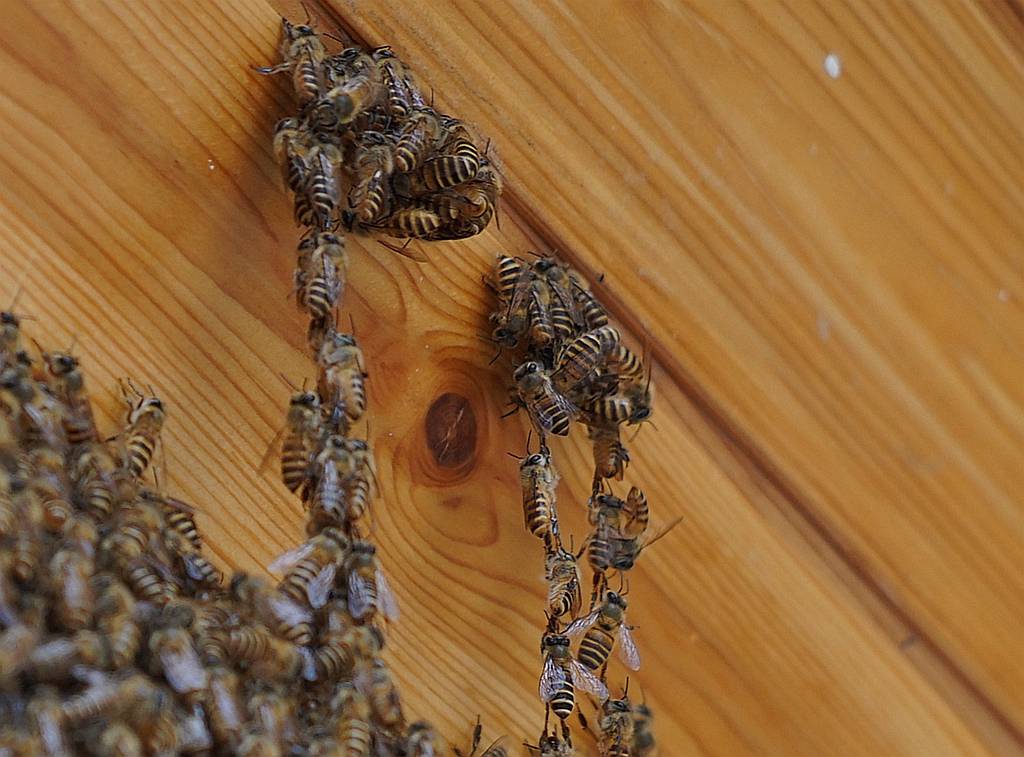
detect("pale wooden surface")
[0,0,1021,754]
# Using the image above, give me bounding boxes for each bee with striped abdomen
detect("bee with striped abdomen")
[394,107,442,173]
[513,361,575,438]
[119,380,165,481]
[256,18,329,106]
[520,448,560,543]
[346,539,399,622]
[317,329,367,428]
[566,590,640,673]
[545,545,582,620]
[270,526,349,610]
[330,683,374,755]
[539,633,607,723]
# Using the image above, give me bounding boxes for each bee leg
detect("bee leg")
[253,62,291,75]
[543,704,551,736]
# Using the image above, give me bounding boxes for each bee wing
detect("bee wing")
[306,563,337,609]
[182,553,207,582]
[564,609,599,639]
[375,567,400,620]
[569,659,608,700]
[617,624,641,671]
[266,592,312,626]
[161,644,208,694]
[347,571,373,619]
[539,656,566,702]
[268,541,314,574]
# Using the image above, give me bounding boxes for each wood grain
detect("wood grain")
[312,0,1024,747]
[0,0,1017,754]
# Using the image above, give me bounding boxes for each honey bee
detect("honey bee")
[95,575,142,669]
[545,546,582,620]
[585,494,625,598]
[149,613,208,702]
[296,235,344,320]
[276,389,322,494]
[489,255,535,349]
[405,720,444,756]
[346,540,399,622]
[539,633,608,722]
[394,108,442,173]
[204,666,246,747]
[317,330,367,427]
[139,489,202,550]
[49,545,95,631]
[403,115,480,193]
[429,160,501,240]
[164,528,223,587]
[101,498,163,567]
[270,526,349,610]
[609,516,682,573]
[273,117,312,194]
[27,630,105,681]
[28,687,71,756]
[371,45,418,119]
[520,448,559,542]
[583,383,653,428]
[348,130,396,223]
[305,142,343,229]
[119,380,165,480]
[597,697,634,757]
[631,702,655,755]
[355,657,404,729]
[0,290,27,359]
[552,326,622,397]
[71,443,117,521]
[0,597,43,682]
[513,361,575,438]
[40,349,98,445]
[533,257,583,328]
[246,686,298,752]
[588,425,629,487]
[231,572,315,648]
[575,284,609,330]
[257,18,328,106]
[330,683,373,755]
[524,733,576,756]
[371,202,444,239]
[122,557,179,605]
[566,591,640,673]
[622,486,649,538]
[527,288,556,355]
[227,625,311,681]
[320,50,382,126]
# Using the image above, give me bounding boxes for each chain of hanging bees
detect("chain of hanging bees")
[256,15,506,757]
[489,254,665,756]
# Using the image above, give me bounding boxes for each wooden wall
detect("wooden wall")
[0,1,1022,753]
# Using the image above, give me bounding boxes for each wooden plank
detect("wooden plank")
[0,0,1008,753]
[318,0,1024,739]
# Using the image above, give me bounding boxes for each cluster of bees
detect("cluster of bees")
[256,15,505,757]
[489,254,666,755]
[260,17,501,251]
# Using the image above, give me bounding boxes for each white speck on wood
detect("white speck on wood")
[207,159,216,171]
[817,313,831,341]
[824,53,842,79]
[998,289,1010,302]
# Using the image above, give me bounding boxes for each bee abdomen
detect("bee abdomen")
[293,59,321,105]
[417,154,478,191]
[126,435,156,479]
[549,678,575,720]
[339,718,372,755]
[578,628,614,670]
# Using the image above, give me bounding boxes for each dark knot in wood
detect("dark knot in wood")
[425,393,477,469]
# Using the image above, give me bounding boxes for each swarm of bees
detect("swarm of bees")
[260,17,501,253]
[489,254,670,755]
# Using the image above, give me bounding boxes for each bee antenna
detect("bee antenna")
[526,429,533,453]
[348,312,357,336]
[299,1,316,26]
[322,31,345,44]
[623,676,630,698]
[506,451,524,461]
